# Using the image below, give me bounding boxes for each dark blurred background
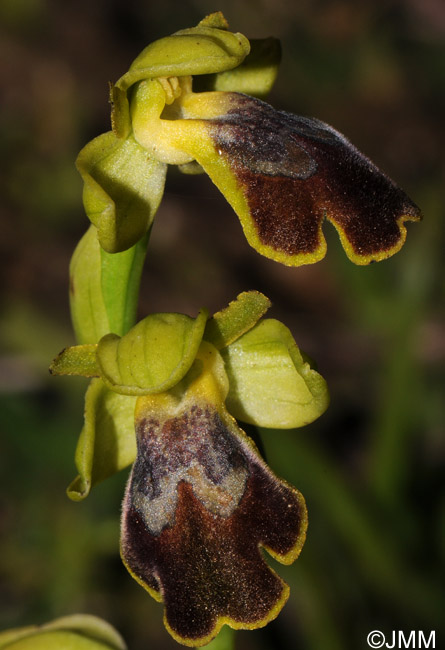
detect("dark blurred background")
[0,1,444,648]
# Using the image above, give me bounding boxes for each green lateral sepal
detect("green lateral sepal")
[96,309,208,396]
[221,319,329,428]
[67,379,137,501]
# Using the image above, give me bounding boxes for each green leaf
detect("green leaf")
[96,310,208,396]
[76,132,166,253]
[204,291,271,349]
[49,344,99,377]
[221,319,329,428]
[67,379,137,501]
[112,20,250,137]
[196,38,281,100]
[0,615,126,650]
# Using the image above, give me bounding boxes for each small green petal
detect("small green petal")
[197,11,230,29]
[67,379,137,501]
[221,319,329,428]
[76,131,166,253]
[0,615,126,650]
[196,38,281,100]
[49,344,99,377]
[112,20,250,137]
[96,310,208,396]
[204,291,271,349]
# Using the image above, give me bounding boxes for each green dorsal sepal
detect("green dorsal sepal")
[96,309,209,396]
[112,17,250,138]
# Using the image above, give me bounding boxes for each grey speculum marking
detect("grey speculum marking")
[211,93,344,180]
[130,406,249,535]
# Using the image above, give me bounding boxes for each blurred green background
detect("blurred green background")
[0,0,444,648]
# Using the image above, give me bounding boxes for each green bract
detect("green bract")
[69,225,148,344]
[0,615,126,650]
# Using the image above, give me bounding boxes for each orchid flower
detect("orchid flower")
[77,12,420,265]
[51,291,328,645]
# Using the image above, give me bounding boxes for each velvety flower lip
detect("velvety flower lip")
[120,344,307,647]
[189,92,422,266]
[211,93,421,264]
[131,79,421,266]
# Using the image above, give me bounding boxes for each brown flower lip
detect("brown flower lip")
[209,93,421,265]
[121,403,307,646]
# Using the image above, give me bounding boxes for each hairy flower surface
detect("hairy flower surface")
[121,343,307,646]
[131,78,420,266]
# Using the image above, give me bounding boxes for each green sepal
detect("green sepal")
[76,131,166,253]
[221,319,329,428]
[49,344,99,377]
[195,38,281,99]
[69,226,149,344]
[96,309,208,396]
[112,21,250,137]
[204,291,271,349]
[0,615,126,650]
[67,379,137,501]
